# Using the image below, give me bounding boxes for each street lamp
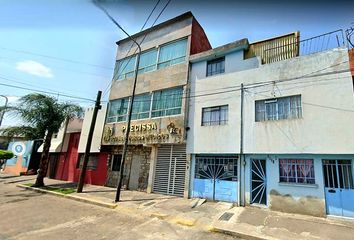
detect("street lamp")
[0,95,8,127]
[93,1,142,202]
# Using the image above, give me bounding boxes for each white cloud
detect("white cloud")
[16,60,53,78]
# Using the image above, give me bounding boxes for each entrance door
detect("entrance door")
[323,160,354,218]
[193,156,238,202]
[153,145,187,196]
[128,155,141,190]
[251,159,267,205]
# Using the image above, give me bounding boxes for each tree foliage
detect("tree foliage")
[0,150,14,160]
[0,94,83,186]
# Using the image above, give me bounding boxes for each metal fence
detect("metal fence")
[264,30,345,63]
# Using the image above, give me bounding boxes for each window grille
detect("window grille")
[279,159,315,184]
[111,154,122,172]
[255,95,302,122]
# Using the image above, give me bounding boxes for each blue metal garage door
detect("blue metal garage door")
[193,156,238,203]
[323,159,354,218]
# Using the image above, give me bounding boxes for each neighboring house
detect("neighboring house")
[101,12,211,197]
[42,118,83,182]
[187,30,354,219]
[76,106,108,186]
[4,140,41,175]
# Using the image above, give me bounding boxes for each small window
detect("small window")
[111,154,122,172]
[279,159,315,184]
[255,95,302,122]
[77,154,98,170]
[202,105,228,126]
[207,57,225,76]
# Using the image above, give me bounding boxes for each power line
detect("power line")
[0,80,95,102]
[0,47,113,70]
[101,0,172,98]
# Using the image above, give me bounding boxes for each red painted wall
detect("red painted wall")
[349,49,354,76]
[190,19,212,55]
[52,132,108,186]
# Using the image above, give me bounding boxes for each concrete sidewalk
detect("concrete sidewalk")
[3,173,354,240]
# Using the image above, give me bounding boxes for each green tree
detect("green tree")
[0,94,82,186]
[0,150,14,169]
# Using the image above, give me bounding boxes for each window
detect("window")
[157,39,187,69]
[202,105,228,126]
[255,95,302,122]
[195,156,238,181]
[114,56,136,80]
[151,87,183,117]
[279,159,315,184]
[207,57,225,76]
[77,154,99,170]
[107,98,129,123]
[111,154,122,172]
[131,93,151,120]
[138,49,157,74]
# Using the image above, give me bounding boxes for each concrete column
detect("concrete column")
[146,145,157,194]
[183,153,191,198]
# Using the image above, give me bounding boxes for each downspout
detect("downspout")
[239,83,245,206]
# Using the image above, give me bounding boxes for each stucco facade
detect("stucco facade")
[187,45,354,217]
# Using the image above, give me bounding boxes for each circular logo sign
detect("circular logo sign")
[12,142,26,156]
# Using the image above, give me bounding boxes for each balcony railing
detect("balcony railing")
[263,29,345,63]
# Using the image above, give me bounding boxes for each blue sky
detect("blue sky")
[0,0,353,127]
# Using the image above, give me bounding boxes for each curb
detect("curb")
[17,184,117,209]
[211,227,268,240]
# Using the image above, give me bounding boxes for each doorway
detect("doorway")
[323,159,354,218]
[251,159,267,205]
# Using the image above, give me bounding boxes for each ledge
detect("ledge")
[278,182,319,188]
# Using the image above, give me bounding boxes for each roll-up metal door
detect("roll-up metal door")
[153,144,186,196]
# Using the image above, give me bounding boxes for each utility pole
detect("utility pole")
[0,95,8,127]
[77,90,102,193]
[238,83,245,206]
[92,1,142,202]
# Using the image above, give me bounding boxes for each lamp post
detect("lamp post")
[93,1,142,202]
[0,95,8,127]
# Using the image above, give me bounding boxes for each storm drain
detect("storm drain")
[218,212,234,221]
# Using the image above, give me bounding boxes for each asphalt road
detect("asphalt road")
[0,176,238,240]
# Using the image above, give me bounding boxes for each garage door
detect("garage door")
[153,144,186,197]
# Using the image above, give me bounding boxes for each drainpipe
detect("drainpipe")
[239,83,245,207]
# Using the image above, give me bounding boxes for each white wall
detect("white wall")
[78,105,107,153]
[187,47,354,155]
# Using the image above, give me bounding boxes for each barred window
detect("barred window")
[279,159,315,184]
[255,95,302,122]
[202,105,228,126]
[207,57,225,76]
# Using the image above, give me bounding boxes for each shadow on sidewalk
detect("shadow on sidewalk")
[5,177,37,184]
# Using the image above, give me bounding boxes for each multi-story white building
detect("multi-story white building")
[187,31,354,218]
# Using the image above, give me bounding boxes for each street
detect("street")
[0,177,238,240]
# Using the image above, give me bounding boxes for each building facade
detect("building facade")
[187,32,354,219]
[102,12,211,197]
